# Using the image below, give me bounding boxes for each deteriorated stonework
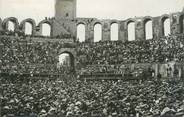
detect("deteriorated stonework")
[0,0,184,43]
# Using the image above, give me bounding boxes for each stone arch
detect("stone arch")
[58,49,76,72]
[179,14,184,33]
[20,18,36,35]
[94,22,102,42]
[143,17,153,40]
[77,22,86,42]
[38,20,52,36]
[110,20,119,26]
[76,21,87,27]
[92,21,102,28]
[126,19,136,41]
[125,18,136,26]
[2,17,19,31]
[160,14,171,36]
[160,14,170,21]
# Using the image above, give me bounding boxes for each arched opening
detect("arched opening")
[128,21,135,41]
[111,23,119,41]
[7,21,15,31]
[94,23,102,42]
[58,52,75,73]
[42,23,51,36]
[145,20,153,40]
[77,24,85,42]
[162,17,171,36]
[25,22,33,35]
[179,15,184,33]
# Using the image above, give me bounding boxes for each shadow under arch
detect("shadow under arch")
[76,21,86,27]
[58,50,75,73]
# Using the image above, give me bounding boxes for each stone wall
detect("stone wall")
[75,11,184,42]
[0,10,183,42]
[55,0,77,20]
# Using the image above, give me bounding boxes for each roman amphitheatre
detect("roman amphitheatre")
[1,0,184,116]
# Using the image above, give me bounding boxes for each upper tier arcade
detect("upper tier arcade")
[0,10,184,42]
[0,0,183,42]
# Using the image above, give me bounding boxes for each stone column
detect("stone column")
[170,13,181,34]
[135,19,145,41]
[152,17,161,39]
[102,22,111,41]
[85,24,94,43]
[0,18,2,31]
[35,26,42,36]
[119,21,127,42]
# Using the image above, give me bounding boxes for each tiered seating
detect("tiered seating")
[0,36,75,75]
[77,34,184,75]
[1,78,184,117]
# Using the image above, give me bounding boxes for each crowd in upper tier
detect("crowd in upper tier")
[1,77,184,117]
[0,36,74,75]
[77,34,184,66]
[1,29,184,75]
[0,29,74,39]
[76,34,184,75]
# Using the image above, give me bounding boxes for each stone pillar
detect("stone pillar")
[135,19,145,41]
[152,17,161,39]
[119,21,127,42]
[102,22,111,41]
[35,26,42,36]
[0,18,2,31]
[170,13,181,34]
[32,27,36,36]
[50,24,54,38]
[85,24,94,43]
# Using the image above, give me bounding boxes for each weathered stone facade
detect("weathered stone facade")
[0,2,183,42]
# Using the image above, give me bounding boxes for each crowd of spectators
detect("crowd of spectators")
[0,36,75,75]
[1,77,184,117]
[1,22,184,117]
[79,64,152,77]
[1,33,184,76]
[77,34,184,65]
[0,29,74,40]
[77,34,184,75]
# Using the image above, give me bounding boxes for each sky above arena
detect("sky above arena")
[0,0,184,22]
